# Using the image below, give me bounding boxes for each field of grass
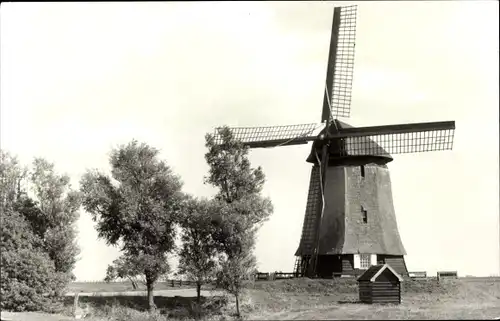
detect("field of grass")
[245,277,500,320]
[3,277,500,320]
[67,281,202,294]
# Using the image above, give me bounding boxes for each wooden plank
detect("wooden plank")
[371,296,400,301]
[370,288,399,292]
[370,285,399,289]
[246,138,310,148]
[371,292,399,297]
[371,297,400,300]
[370,287,399,291]
[335,121,456,138]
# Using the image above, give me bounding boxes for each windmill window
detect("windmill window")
[360,165,365,178]
[360,254,371,269]
[362,207,368,223]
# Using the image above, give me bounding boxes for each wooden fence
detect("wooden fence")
[166,279,198,287]
[254,272,298,281]
[73,279,199,287]
[256,271,434,281]
[77,269,453,287]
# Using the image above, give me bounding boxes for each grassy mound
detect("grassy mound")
[250,277,358,294]
[250,277,460,295]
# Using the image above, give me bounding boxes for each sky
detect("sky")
[1,1,499,280]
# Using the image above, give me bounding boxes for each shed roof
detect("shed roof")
[357,264,404,282]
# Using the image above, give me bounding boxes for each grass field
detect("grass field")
[67,281,202,294]
[3,277,500,320]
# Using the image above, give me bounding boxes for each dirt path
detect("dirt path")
[1,311,73,321]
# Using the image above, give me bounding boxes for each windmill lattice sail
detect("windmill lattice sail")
[332,121,456,157]
[346,129,455,156]
[213,123,324,148]
[329,5,357,119]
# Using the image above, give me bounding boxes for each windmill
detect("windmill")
[211,5,455,278]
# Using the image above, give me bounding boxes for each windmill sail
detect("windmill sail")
[212,123,325,148]
[329,121,455,157]
[322,5,357,121]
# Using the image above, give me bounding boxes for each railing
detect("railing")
[255,271,367,280]
[275,272,296,280]
[254,272,297,281]
[167,279,195,287]
[72,279,199,287]
[255,273,270,280]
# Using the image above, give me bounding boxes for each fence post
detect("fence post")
[73,293,79,318]
[171,279,174,287]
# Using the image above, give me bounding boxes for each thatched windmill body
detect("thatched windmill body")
[212,5,455,278]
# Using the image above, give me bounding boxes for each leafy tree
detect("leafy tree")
[0,208,65,312]
[27,158,81,280]
[216,248,256,316]
[204,128,266,205]
[204,127,273,317]
[80,140,184,312]
[0,152,71,311]
[104,254,149,290]
[0,151,27,208]
[177,196,219,303]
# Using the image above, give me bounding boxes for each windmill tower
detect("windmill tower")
[211,5,455,278]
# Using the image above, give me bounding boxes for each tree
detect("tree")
[80,140,184,313]
[204,127,273,317]
[27,158,81,280]
[0,207,65,312]
[216,248,256,316]
[103,254,169,291]
[0,152,71,311]
[0,151,27,208]
[204,127,266,206]
[104,255,143,290]
[177,196,219,303]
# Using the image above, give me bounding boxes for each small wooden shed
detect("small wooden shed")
[357,264,403,304]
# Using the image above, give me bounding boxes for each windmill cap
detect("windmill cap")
[306,120,393,164]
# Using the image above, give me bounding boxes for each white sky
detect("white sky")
[1,1,498,280]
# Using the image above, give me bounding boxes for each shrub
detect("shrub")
[0,208,67,312]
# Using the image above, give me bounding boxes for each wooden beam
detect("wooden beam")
[335,121,455,138]
[245,139,309,149]
[321,7,342,122]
